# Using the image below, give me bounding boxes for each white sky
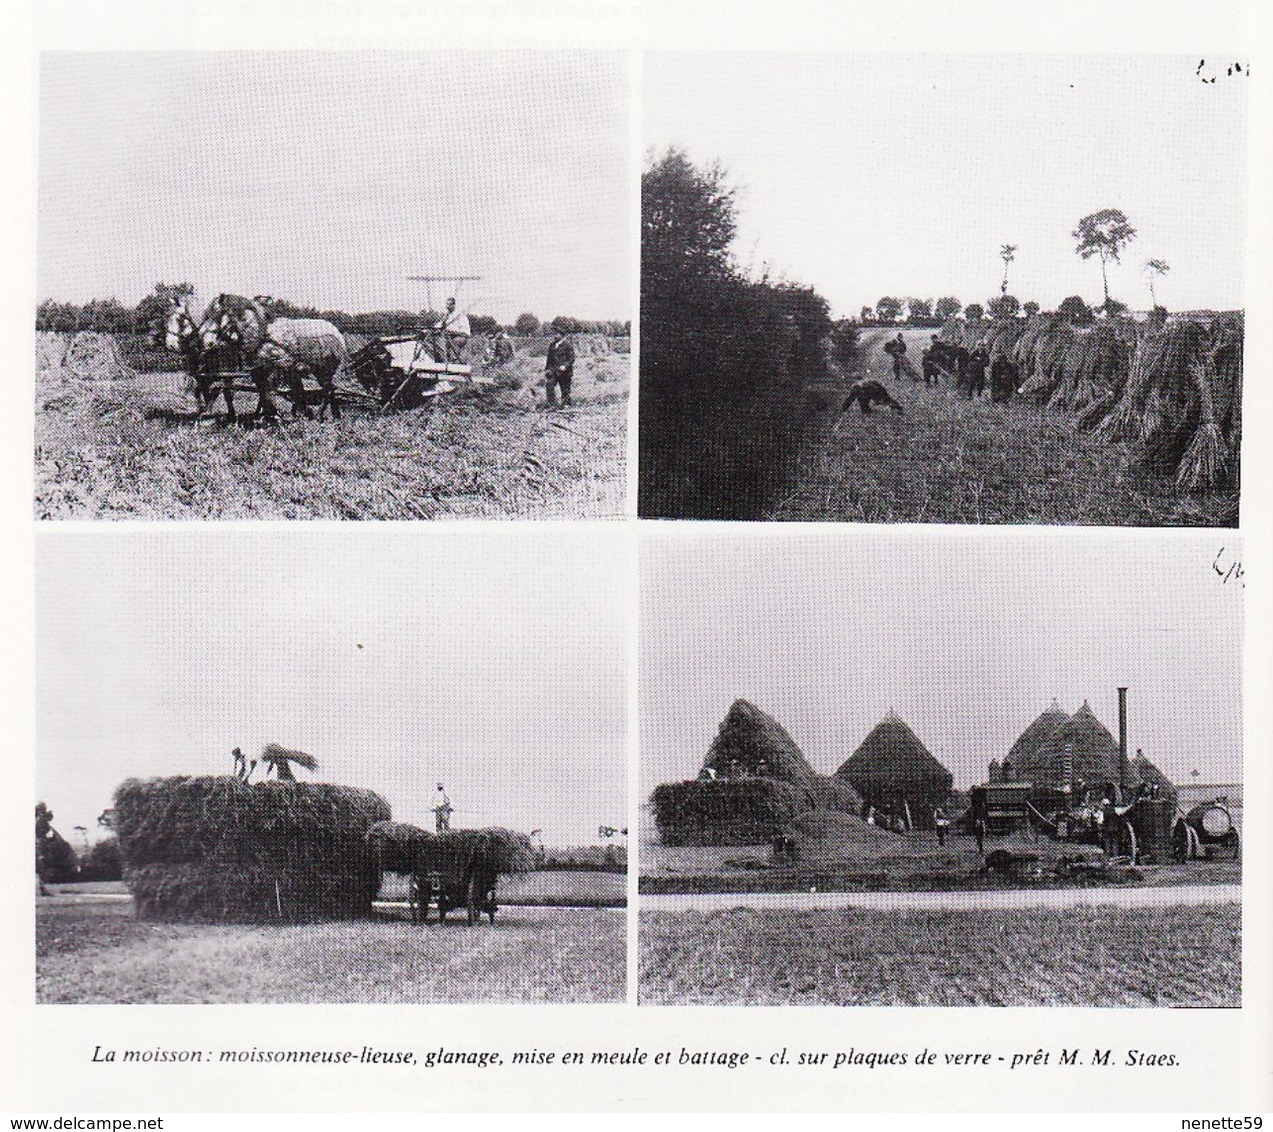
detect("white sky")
[39,52,630,323]
[37,529,627,848]
[645,53,1248,316]
[641,531,1243,796]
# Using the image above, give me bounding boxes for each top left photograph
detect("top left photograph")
[35,52,631,521]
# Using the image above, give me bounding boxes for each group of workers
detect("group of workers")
[432,298,576,408]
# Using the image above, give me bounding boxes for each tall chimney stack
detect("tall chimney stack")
[1117,687,1129,794]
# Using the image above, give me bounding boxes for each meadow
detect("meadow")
[640,903,1240,1007]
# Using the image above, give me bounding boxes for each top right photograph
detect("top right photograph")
[640,54,1246,525]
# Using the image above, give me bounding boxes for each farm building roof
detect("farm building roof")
[702,699,820,790]
[834,711,953,800]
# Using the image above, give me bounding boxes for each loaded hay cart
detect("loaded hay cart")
[412,829,501,925]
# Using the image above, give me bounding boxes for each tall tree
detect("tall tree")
[1143,258,1170,308]
[934,296,962,321]
[999,244,1018,295]
[875,296,903,324]
[906,298,932,323]
[1073,209,1137,308]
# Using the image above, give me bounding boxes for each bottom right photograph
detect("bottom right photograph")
[638,531,1242,1007]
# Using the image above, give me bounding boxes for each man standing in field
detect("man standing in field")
[545,330,576,408]
[890,332,907,380]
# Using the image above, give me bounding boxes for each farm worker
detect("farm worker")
[973,815,987,853]
[489,328,514,366]
[933,805,949,846]
[435,299,471,362]
[891,332,906,380]
[545,331,576,407]
[433,783,452,833]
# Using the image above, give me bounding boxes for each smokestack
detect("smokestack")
[1118,687,1129,794]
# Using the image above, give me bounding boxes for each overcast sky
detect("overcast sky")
[38,529,627,847]
[39,52,630,323]
[641,531,1242,798]
[645,53,1248,316]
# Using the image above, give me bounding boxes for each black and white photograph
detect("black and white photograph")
[640,54,1246,524]
[639,531,1242,1006]
[35,528,627,1003]
[36,52,630,520]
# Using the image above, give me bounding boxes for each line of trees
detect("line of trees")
[35,802,122,884]
[36,288,628,339]
[641,148,836,519]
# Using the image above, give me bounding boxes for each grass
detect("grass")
[640,830,1241,894]
[37,898,624,1004]
[34,344,627,520]
[640,903,1240,1006]
[771,328,1237,525]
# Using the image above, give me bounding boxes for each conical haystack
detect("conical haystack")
[835,711,953,826]
[702,699,819,789]
[1015,701,1121,793]
[1005,700,1070,773]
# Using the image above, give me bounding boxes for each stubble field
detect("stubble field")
[34,335,628,520]
[38,896,625,1004]
[640,903,1240,1007]
[772,328,1237,525]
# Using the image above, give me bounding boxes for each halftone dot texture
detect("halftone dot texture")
[638,529,1241,1003]
[38,526,627,854]
[39,53,629,324]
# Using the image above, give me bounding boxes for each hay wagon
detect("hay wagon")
[411,831,500,925]
[1173,798,1241,862]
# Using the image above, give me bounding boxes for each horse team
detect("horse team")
[159,293,346,423]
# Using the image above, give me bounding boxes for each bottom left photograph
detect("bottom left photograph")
[35,527,628,1005]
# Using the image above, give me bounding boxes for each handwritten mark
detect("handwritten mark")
[1213,547,1244,588]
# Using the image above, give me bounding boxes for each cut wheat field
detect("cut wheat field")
[640,902,1240,1007]
[772,328,1236,525]
[37,898,624,1004]
[34,342,628,520]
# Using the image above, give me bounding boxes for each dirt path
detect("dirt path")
[640,882,1240,913]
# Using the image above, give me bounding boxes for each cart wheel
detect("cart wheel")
[466,879,480,925]
[1172,821,1189,863]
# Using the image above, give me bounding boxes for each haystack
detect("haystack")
[1099,314,1243,490]
[64,332,135,382]
[1004,700,1070,774]
[114,775,390,922]
[835,711,953,827]
[702,699,820,790]
[1013,701,1121,795]
[650,777,807,846]
[651,699,862,846]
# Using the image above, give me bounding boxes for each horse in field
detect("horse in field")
[157,295,346,422]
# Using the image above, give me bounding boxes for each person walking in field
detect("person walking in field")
[545,330,576,408]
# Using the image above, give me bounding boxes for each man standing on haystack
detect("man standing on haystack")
[545,329,575,408]
[433,783,453,833]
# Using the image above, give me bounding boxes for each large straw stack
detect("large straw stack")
[1100,314,1242,490]
[651,699,863,845]
[114,776,390,922]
